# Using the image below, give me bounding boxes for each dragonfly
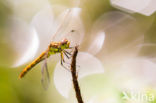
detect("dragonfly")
[19,9,77,89]
[19,38,73,87]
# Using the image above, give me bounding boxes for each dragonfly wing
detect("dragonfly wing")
[52,8,84,46]
[41,58,50,90]
[52,9,72,41]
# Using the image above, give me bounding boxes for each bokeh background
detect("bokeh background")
[0,0,156,103]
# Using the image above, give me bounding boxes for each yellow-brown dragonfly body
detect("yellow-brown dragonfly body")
[19,39,71,78]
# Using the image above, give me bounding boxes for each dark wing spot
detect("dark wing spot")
[71,30,75,32]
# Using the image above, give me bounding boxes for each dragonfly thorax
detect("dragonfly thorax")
[50,39,70,52]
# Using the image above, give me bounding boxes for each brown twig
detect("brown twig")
[71,46,84,103]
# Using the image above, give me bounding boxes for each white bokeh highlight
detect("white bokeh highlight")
[31,5,56,53]
[53,52,104,98]
[89,11,145,65]
[13,28,39,67]
[112,58,156,90]
[111,0,156,16]
[87,31,105,55]
[8,17,39,67]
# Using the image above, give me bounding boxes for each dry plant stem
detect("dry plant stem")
[71,46,84,103]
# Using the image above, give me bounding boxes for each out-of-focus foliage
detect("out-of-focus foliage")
[0,0,11,28]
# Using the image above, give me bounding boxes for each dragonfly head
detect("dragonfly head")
[61,39,70,49]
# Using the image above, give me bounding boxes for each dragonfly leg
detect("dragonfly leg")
[66,47,75,54]
[60,52,70,72]
[63,50,74,59]
[61,60,71,72]
[64,50,73,58]
[63,51,70,59]
[64,50,72,55]
[63,51,80,68]
[62,50,81,68]
[61,51,65,62]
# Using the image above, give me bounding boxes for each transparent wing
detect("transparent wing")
[51,9,72,41]
[31,6,84,50]
[41,55,50,90]
[51,8,84,46]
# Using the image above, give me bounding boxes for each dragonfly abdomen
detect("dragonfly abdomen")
[19,51,47,78]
